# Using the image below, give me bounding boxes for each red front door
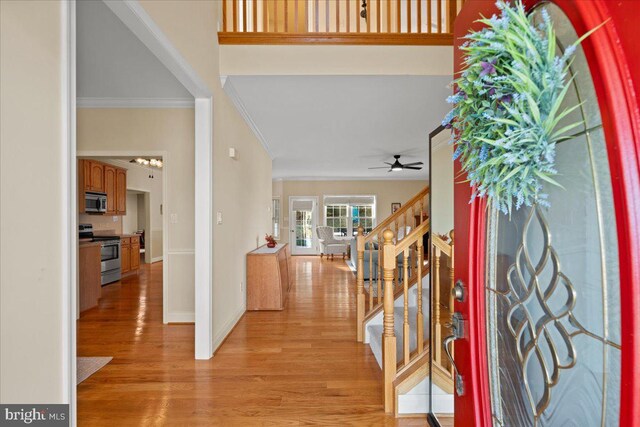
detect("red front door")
[452,1,640,426]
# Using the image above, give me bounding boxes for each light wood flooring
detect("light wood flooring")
[78,257,453,426]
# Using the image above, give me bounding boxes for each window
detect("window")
[272,198,280,239]
[325,205,349,237]
[351,205,374,235]
[324,196,376,238]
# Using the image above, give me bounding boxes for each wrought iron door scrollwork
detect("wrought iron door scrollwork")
[504,205,578,417]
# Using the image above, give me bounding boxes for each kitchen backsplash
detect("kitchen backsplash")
[79,214,123,235]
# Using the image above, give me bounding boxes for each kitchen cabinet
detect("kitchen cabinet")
[116,168,127,215]
[246,243,291,310]
[104,165,116,215]
[121,239,131,273]
[79,242,101,313]
[78,159,127,215]
[89,161,105,192]
[83,160,91,191]
[121,235,140,275]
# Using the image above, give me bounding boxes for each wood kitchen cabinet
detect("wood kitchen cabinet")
[116,168,127,215]
[121,235,140,275]
[79,242,101,313]
[89,161,105,192]
[104,165,117,215]
[130,235,140,270]
[78,159,127,214]
[246,243,291,310]
[83,160,92,191]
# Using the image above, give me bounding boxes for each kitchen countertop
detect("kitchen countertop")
[79,241,102,249]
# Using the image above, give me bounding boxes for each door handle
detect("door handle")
[452,280,466,302]
[443,311,465,396]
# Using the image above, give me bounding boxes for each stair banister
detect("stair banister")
[382,229,397,414]
[402,248,410,366]
[356,225,365,342]
[355,186,429,341]
[416,230,424,354]
[433,243,443,366]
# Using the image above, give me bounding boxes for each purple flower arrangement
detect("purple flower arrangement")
[443,0,603,214]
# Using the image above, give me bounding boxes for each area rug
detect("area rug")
[77,357,112,384]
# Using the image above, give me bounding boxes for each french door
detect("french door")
[289,196,318,255]
[449,1,640,427]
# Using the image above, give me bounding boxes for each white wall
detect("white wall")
[78,109,192,321]
[139,0,273,350]
[0,0,67,403]
[137,194,146,230]
[430,131,454,236]
[123,191,139,234]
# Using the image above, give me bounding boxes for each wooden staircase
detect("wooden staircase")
[355,186,456,415]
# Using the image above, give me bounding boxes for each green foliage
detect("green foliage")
[443,0,599,214]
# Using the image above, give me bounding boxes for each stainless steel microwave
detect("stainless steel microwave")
[85,191,107,213]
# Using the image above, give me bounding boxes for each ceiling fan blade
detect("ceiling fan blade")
[403,166,423,170]
[368,166,390,169]
[402,162,424,167]
[384,162,394,166]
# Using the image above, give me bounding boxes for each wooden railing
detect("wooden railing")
[355,186,429,341]
[431,231,455,377]
[218,0,465,45]
[378,227,455,413]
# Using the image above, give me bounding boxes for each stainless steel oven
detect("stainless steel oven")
[85,192,107,213]
[79,224,121,285]
[99,239,121,285]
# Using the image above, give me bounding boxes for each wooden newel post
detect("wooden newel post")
[382,229,397,414]
[356,226,365,342]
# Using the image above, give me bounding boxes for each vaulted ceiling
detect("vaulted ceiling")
[225,75,452,180]
[76,0,191,103]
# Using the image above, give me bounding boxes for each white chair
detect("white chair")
[316,226,348,260]
[396,225,412,241]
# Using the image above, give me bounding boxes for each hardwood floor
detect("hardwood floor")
[77,257,443,426]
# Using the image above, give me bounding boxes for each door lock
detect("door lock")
[452,280,466,302]
[443,312,465,396]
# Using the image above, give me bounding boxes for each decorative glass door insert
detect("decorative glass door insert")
[484,4,621,426]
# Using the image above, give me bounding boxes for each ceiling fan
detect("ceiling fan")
[368,155,423,172]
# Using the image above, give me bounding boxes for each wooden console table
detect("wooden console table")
[246,243,291,310]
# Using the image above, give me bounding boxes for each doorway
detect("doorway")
[65,1,215,422]
[289,196,319,255]
[125,189,152,264]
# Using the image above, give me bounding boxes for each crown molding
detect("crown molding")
[220,75,274,159]
[77,97,194,108]
[272,175,429,182]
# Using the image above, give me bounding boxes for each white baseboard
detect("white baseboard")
[151,256,164,263]
[166,312,195,323]
[212,305,246,353]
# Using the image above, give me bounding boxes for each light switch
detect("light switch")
[112,216,118,222]
[170,213,178,224]
[216,212,223,224]
[228,148,237,159]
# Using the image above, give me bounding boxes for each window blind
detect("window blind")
[323,195,375,206]
[291,200,314,211]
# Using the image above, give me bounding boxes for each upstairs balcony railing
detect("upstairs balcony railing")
[218,0,465,45]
